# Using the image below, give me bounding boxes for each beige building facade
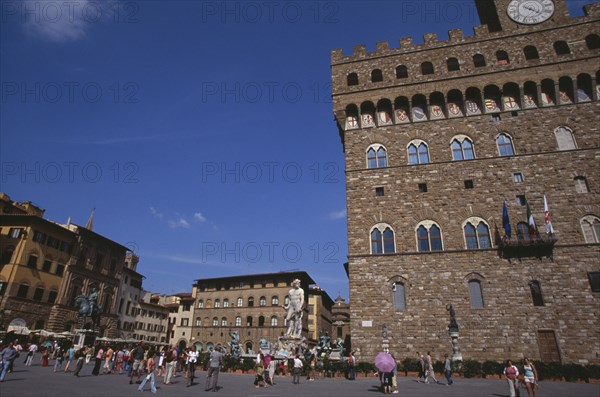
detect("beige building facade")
[332,0,600,364]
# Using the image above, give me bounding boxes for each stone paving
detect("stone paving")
[1,361,599,397]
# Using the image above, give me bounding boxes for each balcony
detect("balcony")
[497,234,557,261]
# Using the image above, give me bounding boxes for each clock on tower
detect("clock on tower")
[475,0,569,32]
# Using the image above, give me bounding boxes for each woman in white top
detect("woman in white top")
[186,346,199,387]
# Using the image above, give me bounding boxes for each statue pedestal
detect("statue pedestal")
[74,329,97,349]
[329,350,342,361]
[449,331,462,362]
[277,336,306,358]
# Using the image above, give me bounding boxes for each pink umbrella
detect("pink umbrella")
[374,352,396,373]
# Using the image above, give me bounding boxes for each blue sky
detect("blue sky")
[0,1,588,299]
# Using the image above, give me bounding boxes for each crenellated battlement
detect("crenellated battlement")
[331,3,600,64]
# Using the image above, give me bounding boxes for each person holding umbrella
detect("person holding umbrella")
[374,352,396,394]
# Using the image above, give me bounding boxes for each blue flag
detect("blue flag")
[502,199,512,238]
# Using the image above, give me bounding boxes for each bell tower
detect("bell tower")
[475,0,571,32]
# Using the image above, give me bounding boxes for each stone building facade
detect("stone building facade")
[332,0,600,364]
[190,271,322,353]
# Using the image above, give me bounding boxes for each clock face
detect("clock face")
[507,0,555,25]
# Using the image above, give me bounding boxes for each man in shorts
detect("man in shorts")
[129,341,145,385]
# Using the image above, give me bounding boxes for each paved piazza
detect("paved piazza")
[1,362,599,397]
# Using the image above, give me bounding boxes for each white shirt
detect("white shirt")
[28,344,38,353]
[294,358,303,369]
[187,351,198,364]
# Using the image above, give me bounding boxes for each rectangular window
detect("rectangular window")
[27,254,38,269]
[42,260,52,272]
[376,187,385,196]
[513,173,524,183]
[33,231,46,243]
[418,183,428,193]
[464,180,474,189]
[55,264,65,276]
[195,318,202,326]
[516,194,527,206]
[9,228,24,238]
[588,272,600,292]
[46,236,59,249]
[181,318,189,326]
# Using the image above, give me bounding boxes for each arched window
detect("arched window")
[223,298,229,308]
[464,219,491,249]
[468,279,484,308]
[421,62,434,75]
[17,282,29,298]
[524,45,539,60]
[554,126,577,150]
[585,34,600,50]
[371,225,395,254]
[235,316,242,327]
[392,282,406,311]
[197,299,204,308]
[581,216,600,243]
[496,50,509,65]
[529,281,544,306]
[517,222,531,241]
[451,136,475,160]
[246,316,253,327]
[367,145,388,169]
[195,317,202,326]
[554,41,570,55]
[258,316,265,327]
[271,316,278,326]
[214,299,221,308]
[221,317,227,326]
[271,296,279,306]
[407,141,430,165]
[447,57,460,71]
[33,285,45,301]
[574,176,590,193]
[212,317,218,327]
[237,297,243,307]
[396,65,408,79]
[496,133,515,156]
[248,297,254,307]
[473,54,486,67]
[259,296,266,306]
[416,222,443,252]
[347,73,358,86]
[371,69,383,82]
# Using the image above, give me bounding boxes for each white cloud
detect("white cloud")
[149,206,163,219]
[168,217,191,229]
[328,209,347,220]
[193,212,206,223]
[22,0,90,42]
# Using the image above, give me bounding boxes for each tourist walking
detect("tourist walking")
[103,346,114,374]
[163,346,175,385]
[504,359,520,397]
[292,354,303,384]
[254,353,268,389]
[129,341,145,384]
[0,342,18,382]
[390,354,398,393]
[41,348,49,367]
[417,353,425,383]
[268,356,277,385]
[522,357,539,397]
[92,345,104,376]
[138,350,157,393]
[348,351,356,380]
[186,345,198,387]
[308,354,317,381]
[64,344,76,372]
[53,345,64,372]
[444,354,453,385]
[205,346,223,392]
[425,351,439,384]
[24,343,38,366]
[73,347,87,377]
